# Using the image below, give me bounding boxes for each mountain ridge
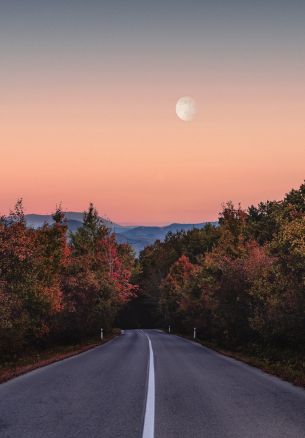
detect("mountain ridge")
[24,213,217,255]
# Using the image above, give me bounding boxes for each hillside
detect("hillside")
[24,213,216,255]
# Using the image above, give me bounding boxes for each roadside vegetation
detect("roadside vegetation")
[128,181,305,386]
[0,202,137,369]
[1,181,304,386]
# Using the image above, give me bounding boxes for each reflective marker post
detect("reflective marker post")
[193,327,196,340]
[101,328,104,341]
[168,325,171,334]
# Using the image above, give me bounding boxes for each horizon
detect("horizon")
[3,178,303,227]
[20,210,217,227]
[1,176,303,226]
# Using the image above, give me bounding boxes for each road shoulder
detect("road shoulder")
[0,335,116,384]
[173,333,305,389]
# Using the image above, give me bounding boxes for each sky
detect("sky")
[1,0,304,225]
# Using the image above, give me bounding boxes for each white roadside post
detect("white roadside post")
[168,325,171,334]
[101,328,104,341]
[193,327,196,340]
[121,329,125,335]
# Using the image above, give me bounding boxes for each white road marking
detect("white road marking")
[142,332,155,438]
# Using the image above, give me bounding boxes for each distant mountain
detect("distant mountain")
[24,213,217,256]
[115,223,219,255]
[25,214,55,227]
[25,212,115,230]
[25,214,84,234]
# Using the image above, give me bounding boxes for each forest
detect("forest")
[123,181,305,368]
[0,202,137,361]
[0,181,304,371]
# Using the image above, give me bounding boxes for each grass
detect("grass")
[0,334,116,384]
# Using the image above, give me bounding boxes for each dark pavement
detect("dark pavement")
[1,329,305,438]
[0,331,148,438]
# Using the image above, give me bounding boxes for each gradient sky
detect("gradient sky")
[1,0,304,224]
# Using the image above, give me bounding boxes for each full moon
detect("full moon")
[176,96,197,122]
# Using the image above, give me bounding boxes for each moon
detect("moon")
[176,96,197,122]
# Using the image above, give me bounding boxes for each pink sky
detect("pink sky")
[1,3,304,225]
[1,80,304,225]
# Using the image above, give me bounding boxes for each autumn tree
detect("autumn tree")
[137,180,305,353]
[0,201,136,360]
[61,204,136,342]
[0,201,68,357]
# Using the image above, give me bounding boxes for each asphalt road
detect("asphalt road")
[1,330,305,438]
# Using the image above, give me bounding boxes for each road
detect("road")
[1,330,305,438]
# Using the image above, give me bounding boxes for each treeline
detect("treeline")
[0,202,137,360]
[134,182,305,351]
[1,182,304,362]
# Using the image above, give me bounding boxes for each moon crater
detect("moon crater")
[176,96,197,122]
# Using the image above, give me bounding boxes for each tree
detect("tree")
[159,255,200,331]
[61,204,136,342]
